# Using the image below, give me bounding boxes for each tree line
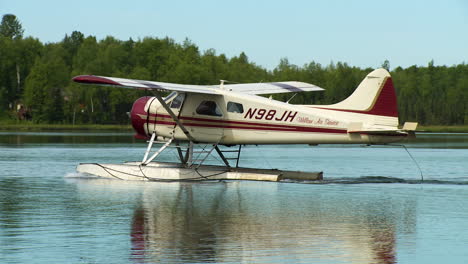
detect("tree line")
[1,14,467,125]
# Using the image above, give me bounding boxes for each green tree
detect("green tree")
[23,44,68,123]
[381,60,390,71]
[0,14,23,40]
[0,16,42,113]
[62,31,84,67]
[199,49,229,84]
[0,36,15,110]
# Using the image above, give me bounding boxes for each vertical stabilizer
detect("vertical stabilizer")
[320,68,398,118]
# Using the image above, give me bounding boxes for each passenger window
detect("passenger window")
[196,101,222,116]
[227,102,244,113]
[170,94,185,109]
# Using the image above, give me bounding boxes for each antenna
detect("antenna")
[220,80,225,90]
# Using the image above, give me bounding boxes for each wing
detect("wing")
[221,81,324,95]
[72,75,220,95]
[72,75,324,95]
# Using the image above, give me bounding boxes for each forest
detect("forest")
[1,14,467,126]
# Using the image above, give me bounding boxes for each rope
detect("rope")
[384,144,424,182]
[398,144,424,182]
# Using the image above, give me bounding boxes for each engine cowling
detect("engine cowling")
[130,96,152,139]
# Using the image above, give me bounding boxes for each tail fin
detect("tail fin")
[321,68,398,118]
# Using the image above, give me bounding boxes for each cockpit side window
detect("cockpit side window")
[227,102,244,113]
[170,93,185,109]
[196,101,222,116]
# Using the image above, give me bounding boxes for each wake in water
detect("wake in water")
[65,172,468,185]
[292,176,468,185]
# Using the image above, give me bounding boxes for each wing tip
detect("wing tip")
[72,75,121,86]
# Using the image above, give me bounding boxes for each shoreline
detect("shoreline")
[0,123,133,131]
[415,125,468,133]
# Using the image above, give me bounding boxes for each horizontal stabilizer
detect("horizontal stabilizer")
[347,122,418,136]
[348,130,409,136]
[402,122,418,131]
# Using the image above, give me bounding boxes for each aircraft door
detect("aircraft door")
[184,94,224,143]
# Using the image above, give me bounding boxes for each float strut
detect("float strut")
[142,133,156,163]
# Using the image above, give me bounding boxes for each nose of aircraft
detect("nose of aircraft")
[130,96,151,139]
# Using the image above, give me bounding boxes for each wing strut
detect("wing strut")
[152,92,195,142]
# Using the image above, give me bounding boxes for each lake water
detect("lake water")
[1,132,468,263]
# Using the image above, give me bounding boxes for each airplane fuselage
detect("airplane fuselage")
[130,90,406,145]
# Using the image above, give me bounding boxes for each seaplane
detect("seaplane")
[73,68,417,182]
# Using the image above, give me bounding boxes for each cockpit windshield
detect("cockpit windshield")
[164,91,178,102]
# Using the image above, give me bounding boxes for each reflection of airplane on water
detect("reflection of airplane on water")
[122,182,416,263]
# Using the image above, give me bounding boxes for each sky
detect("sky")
[2,0,468,70]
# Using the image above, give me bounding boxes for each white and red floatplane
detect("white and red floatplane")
[73,68,417,181]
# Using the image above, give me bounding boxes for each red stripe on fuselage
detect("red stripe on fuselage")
[149,113,347,134]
